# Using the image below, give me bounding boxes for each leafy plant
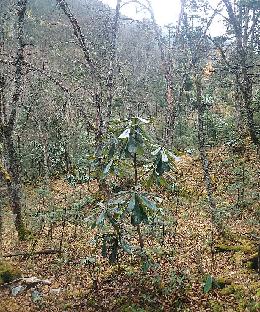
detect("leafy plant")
[91,116,177,262]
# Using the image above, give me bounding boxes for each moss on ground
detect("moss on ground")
[215,277,232,289]
[0,260,21,284]
[245,253,259,272]
[215,243,254,254]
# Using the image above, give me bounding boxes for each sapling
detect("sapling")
[92,116,176,262]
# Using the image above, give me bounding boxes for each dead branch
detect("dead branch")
[3,249,61,258]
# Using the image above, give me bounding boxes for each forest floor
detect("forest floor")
[0,145,259,312]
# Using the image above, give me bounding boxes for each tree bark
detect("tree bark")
[222,0,259,146]
[241,66,259,146]
[106,0,121,126]
[147,2,176,142]
[56,0,104,140]
[195,77,216,213]
[0,194,3,257]
[3,128,25,239]
[2,0,28,240]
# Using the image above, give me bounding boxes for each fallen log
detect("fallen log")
[3,249,61,258]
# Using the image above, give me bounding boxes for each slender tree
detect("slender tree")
[0,0,28,239]
[106,0,122,125]
[221,0,259,146]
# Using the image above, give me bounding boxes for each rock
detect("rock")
[11,285,26,296]
[31,290,42,302]
[50,287,61,295]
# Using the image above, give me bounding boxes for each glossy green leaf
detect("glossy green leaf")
[127,193,136,212]
[203,275,213,293]
[127,135,137,154]
[121,240,132,254]
[108,141,116,160]
[97,211,106,227]
[130,194,148,225]
[119,128,130,139]
[103,160,113,175]
[139,194,157,211]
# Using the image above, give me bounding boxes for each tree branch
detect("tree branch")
[56,0,97,78]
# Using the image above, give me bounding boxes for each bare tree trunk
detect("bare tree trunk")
[0,49,5,252]
[3,128,25,239]
[234,74,246,135]
[196,77,218,269]
[222,0,259,146]
[1,0,28,240]
[144,0,186,145]
[195,78,216,213]
[106,0,121,125]
[241,68,259,146]
[0,195,3,257]
[38,122,50,186]
[56,0,96,75]
[56,0,104,140]
[0,161,11,254]
[133,120,144,250]
[146,2,176,142]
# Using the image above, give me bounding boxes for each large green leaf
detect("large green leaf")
[151,147,161,156]
[108,140,117,160]
[130,194,148,226]
[142,260,150,273]
[139,194,157,211]
[96,211,106,227]
[136,117,149,124]
[118,128,130,139]
[127,135,137,154]
[127,194,136,212]
[103,160,113,176]
[155,154,170,175]
[203,275,213,293]
[121,240,132,254]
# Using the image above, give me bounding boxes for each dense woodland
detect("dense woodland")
[0,0,259,311]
